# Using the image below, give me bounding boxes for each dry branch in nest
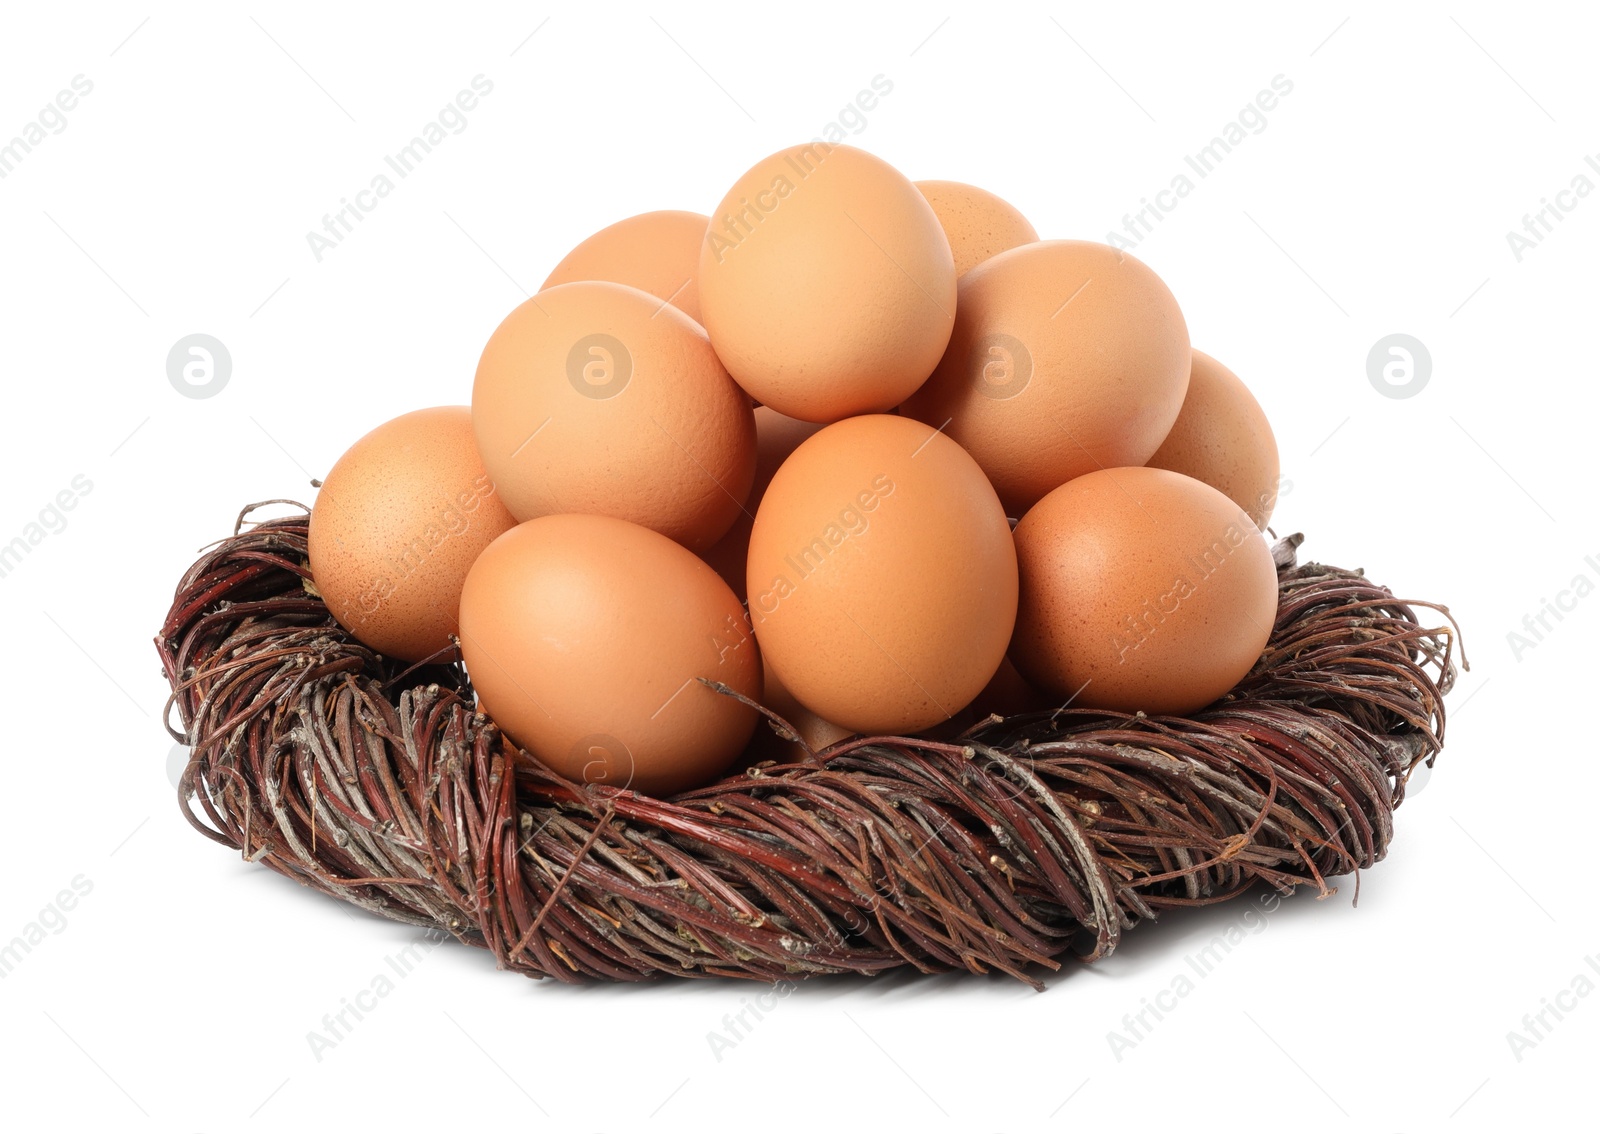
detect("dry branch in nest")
[158,503,1459,989]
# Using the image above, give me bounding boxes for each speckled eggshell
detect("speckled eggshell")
[698,144,956,422]
[472,280,756,551]
[1147,349,1281,530]
[307,406,517,662]
[746,414,1017,734]
[700,406,826,602]
[1009,466,1278,716]
[458,513,761,796]
[541,210,710,324]
[900,240,1190,516]
[914,180,1039,277]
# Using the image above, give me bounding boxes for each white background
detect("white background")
[0,2,1594,1131]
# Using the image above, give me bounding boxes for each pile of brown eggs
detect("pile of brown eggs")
[307,143,1282,796]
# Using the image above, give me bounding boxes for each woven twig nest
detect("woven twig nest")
[158,503,1458,988]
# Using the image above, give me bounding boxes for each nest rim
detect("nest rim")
[157,501,1460,989]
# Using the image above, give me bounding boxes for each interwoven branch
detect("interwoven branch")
[158,504,1458,988]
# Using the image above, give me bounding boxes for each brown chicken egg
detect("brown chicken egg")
[472,280,756,550]
[1009,466,1278,716]
[700,406,826,602]
[458,513,761,796]
[967,656,1052,720]
[307,406,517,662]
[746,414,1017,734]
[900,240,1190,516]
[1147,349,1281,530]
[914,180,1039,277]
[698,143,957,422]
[744,666,854,765]
[541,210,709,324]
[919,654,1052,741]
